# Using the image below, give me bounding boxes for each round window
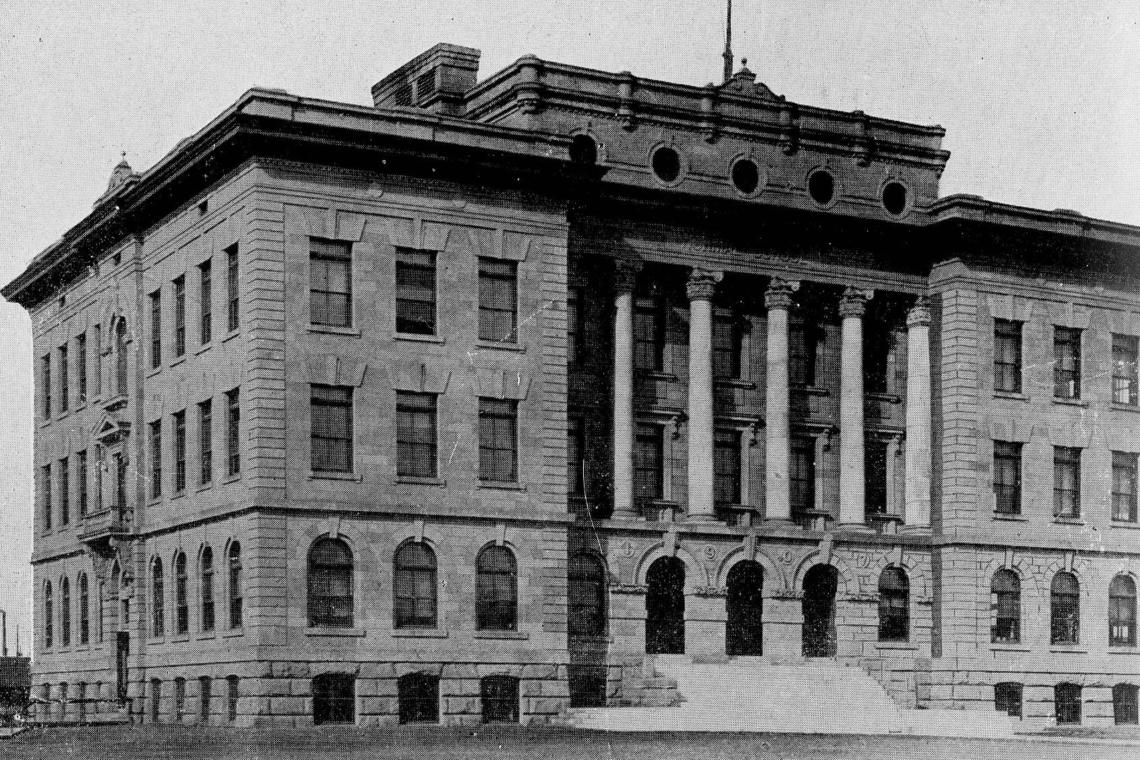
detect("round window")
[651,147,682,184]
[882,181,908,216]
[808,170,835,206]
[730,159,761,195]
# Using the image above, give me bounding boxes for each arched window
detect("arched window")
[480,675,519,723]
[44,581,53,649]
[398,672,440,724]
[226,676,240,723]
[150,678,161,723]
[877,567,909,642]
[1055,682,1082,725]
[308,538,353,628]
[78,573,89,645]
[60,577,71,647]
[393,542,437,629]
[1051,572,1079,644]
[228,542,242,629]
[200,547,215,632]
[568,553,606,637]
[1110,575,1137,647]
[152,557,165,637]
[174,552,188,635]
[174,677,186,721]
[991,569,1021,643]
[199,676,212,723]
[115,320,129,397]
[1114,683,1139,725]
[476,546,517,631]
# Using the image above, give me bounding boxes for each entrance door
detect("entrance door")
[116,632,130,702]
[645,557,685,654]
[726,561,763,656]
[802,564,838,657]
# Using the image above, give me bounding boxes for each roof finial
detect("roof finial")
[722,0,734,83]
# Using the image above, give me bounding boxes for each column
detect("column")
[611,260,640,520]
[685,268,722,521]
[839,287,873,528]
[764,279,798,522]
[904,297,932,529]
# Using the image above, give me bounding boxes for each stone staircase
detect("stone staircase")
[568,656,1026,738]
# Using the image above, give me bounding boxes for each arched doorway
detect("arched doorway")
[802,564,838,657]
[726,561,763,656]
[645,557,685,654]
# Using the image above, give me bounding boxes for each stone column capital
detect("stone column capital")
[686,268,723,302]
[907,296,931,328]
[839,287,874,319]
[614,259,642,294]
[764,278,800,311]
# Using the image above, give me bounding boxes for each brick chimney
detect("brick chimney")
[372,43,481,117]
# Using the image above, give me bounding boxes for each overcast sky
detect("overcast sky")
[0,1,1137,652]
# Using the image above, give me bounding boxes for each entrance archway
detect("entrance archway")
[802,564,838,657]
[726,561,763,656]
[645,557,685,654]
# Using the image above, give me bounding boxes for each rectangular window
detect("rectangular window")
[865,438,889,515]
[790,438,815,517]
[114,453,126,510]
[173,410,186,493]
[1053,446,1081,518]
[227,677,239,723]
[59,456,69,526]
[633,296,665,372]
[150,420,163,499]
[993,319,1023,393]
[395,248,436,335]
[1113,452,1138,523]
[567,417,585,495]
[76,333,87,403]
[226,245,239,333]
[77,450,88,518]
[1053,327,1081,399]
[567,287,584,365]
[309,239,353,327]
[199,400,213,485]
[41,354,51,419]
[226,388,240,476]
[993,441,1022,515]
[92,325,101,398]
[478,398,518,482]
[42,464,52,531]
[199,259,212,345]
[864,327,892,394]
[173,276,186,357]
[714,429,741,504]
[396,391,437,478]
[1113,334,1138,406]
[149,290,162,369]
[634,424,664,502]
[478,258,518,343]
[712,310,742,379]
[995,683,1023,719]
[58,344,69,412]
[789,321,820,387]
[311,385,353,473]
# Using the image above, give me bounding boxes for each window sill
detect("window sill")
[146,366,162,378]
[309,471,362,482]
[990,643,1030,652]
[171,635,190,643]
[1053,517,1085,526]
[309,324,361,337]
[169,356,186,369]
[478,481,526,491]
[1052,397,1088,408]
[992,512,1028,521]
[791,385,830,397]
[1111,521,1140,529]
[397,476,445,487]
[196,632,217,641]
[304,627,365,638]
[39,419,52,428]
[1107,647,1140,654]
[714,378,756,390]
[874,642,916,651]
[1111,402,1140,414]
[1049,646,1086,653]
[637,371,677,382]
[994,391,1029,402]
[171,491,186,501]
[392,628,449,638]
[196,482,213,493]
[476,340,523,353]
[222,329,240,344]
[222,628,244,638]
[396,332,444,344]
[147,497,163,507]
[473,630,528,640]
[55,410,71,421]
[865,392,902,404]
[222,473,241,485]
[195,342,212,356]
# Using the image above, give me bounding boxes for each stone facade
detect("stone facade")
[5,43,1140,729]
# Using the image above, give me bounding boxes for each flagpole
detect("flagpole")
[722,0,734,82]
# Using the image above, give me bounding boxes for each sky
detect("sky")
[0,1,1138,654]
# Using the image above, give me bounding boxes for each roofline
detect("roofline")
[928,194,1140,246]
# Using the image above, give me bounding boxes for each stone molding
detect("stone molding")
[839,287,874,318]
[764,278,800,311]
[685,268,723,302]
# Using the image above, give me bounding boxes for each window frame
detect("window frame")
[1112,451,1138,523]
[393,542,438,629]
[310,385,354,474]
[995,682,1023,718]
[633,295,665,372]
[58,455,69,527]
[398,672,440,724]
[712,307,743,379]
[58,343,69,412]
[41,353,51,419]
[395,391,438,479]
[633,423,665,503]
[1109,575,1137,647]
[201,546,215,633]
[199,258,212,345]
[174,552,188,635]
[173,275,186,357]
[307,538,354,628]
[149,289,162,370]
[713,427,742,505]
[1053,326,1082,399]
[41,463,52,532]
[993,319,1023,393]
[478,398,518,483]
[76,333,87,403]
[1114,683,1139,726]
[394,248,437,336]
[151,557,165,638]
[60,576,71,647]
[993,441,1022,515]
[1050,572,1080,645]
[567,416,585,496]
[226,244,239,333]
[228,542,242,630]
[173,409,187,493]
[309,238,353,328]
[1112,334,1139,406]
[77,449,88,518]
[43,581,53,648]
[226,388,240,477]
[567,286,584,365]
[1053,446,1081,519]
[568,552,606,637]
[78,573,89,645]
[149,419,163,499]
[1055,682,1082,725]
[199,399,213,485]
[475,545,518,632]
[478,257,518,344]
[991,569,1021,644]
[877,567,909,642]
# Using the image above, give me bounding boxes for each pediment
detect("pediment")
[92,411,131,444]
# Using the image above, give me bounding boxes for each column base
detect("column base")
[608,511,644,522]
[899,523,931,535]
[764,517,795,527]
[838,521,874,533]
[683,513,720,524]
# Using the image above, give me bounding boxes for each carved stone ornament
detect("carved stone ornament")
[686,268,724,301]
[764,278,800,311]
[907,296,931,328]
[838,287,874,319]
[694,586,727,598]
[611,583,648,595]
[614,259,642,294]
